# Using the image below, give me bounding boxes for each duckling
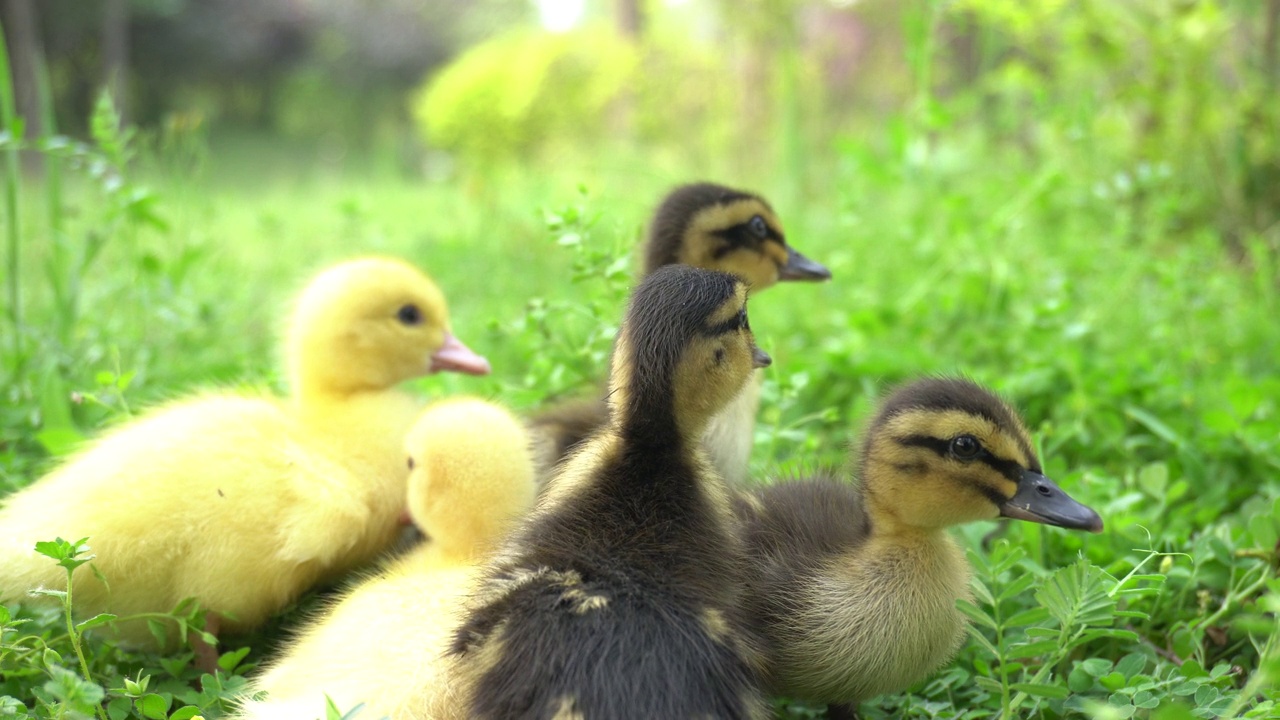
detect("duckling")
[0,257,490,656]
[734,378,1103,717]
[232,397,537,720]
[444,265,774,720]
[530,182,830,485]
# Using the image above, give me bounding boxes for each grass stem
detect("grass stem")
[0,20,25,365]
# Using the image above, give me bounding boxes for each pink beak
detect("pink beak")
[397,508,414,526]
[429,333,491,376]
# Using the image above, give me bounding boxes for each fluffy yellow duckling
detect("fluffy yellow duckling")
[232,397,536,720]
[0,257,490,656]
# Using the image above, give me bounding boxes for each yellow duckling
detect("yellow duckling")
[0,257,490,658]
[530,182,830,485]
[232,397,536,720]
[444,265,772,720]
[735,377,1103,718]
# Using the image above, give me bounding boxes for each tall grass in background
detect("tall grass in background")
[1,25,22,365]
[2,1,1279,718]
[0,82,170,490]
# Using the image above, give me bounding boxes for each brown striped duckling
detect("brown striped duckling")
[444,265,774,719]
[530,182,830,485]
[735,377,1103,717]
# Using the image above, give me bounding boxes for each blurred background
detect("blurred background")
[4,0,1276,232]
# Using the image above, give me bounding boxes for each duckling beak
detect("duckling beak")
[429,333,491,376]
[752,346,772,369]
[778,247,832,282]
[999,470,1104,533]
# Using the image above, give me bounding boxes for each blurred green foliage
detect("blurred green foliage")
[952,0,1280,242]
[413,24,748,166]
[415,27,636,162]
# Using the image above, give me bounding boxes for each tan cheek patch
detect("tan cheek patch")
[894,480,1002,528]
[672,343,726,428]
[716,253,778,292]
[763,240,789,268]
[676,240,717,269]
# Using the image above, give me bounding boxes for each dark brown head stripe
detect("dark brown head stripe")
[896,434,1023,484]
[874,378,1040,472]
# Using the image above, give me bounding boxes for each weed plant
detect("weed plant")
[2,3,1279,718]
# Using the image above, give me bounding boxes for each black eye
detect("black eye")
[396,304,423,325]
[748,216,769,239]
[950,435,982,459]
[407,457,415,470]
[738,309,749,330]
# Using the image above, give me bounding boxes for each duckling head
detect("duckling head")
[609,265,772,445]
[286,257,491,397]
[858,378,1103,534]
[644,183,831,293]
[405,398,537,559]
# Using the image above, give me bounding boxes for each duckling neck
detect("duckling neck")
[862,487,945,543]
[292,366,404,406]
[614,397,706,453]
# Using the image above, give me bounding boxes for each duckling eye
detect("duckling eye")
[748,216,768,239]
[396,304,423,325]
[949,435,982,459]
[737,309,749,330]
[407,457,415,470]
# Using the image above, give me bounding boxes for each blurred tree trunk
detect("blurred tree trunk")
[610,0,644,139]
[1,0,42,139]
[1265,0,1278,89]
[616,0,643,39]
[102,0,127,124]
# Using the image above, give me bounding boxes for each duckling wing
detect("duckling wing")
[272,443,372,567]
[737,474,870,561]
[0,394,378,636]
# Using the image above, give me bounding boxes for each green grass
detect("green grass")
[3,30,1280,720]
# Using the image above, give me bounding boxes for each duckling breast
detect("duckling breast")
[702,370,764,485]
[773,532,971,703]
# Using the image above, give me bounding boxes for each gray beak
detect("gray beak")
[778,247,831,281]
[999,470,1104,533]
[751,346,772,369]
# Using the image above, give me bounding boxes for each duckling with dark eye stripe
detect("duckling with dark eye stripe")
[446,265,773,720]
[531,182,830,486]
[734,378,1102,718]
[643,182,829,286]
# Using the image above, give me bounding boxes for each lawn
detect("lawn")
[2,67,1279,720]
